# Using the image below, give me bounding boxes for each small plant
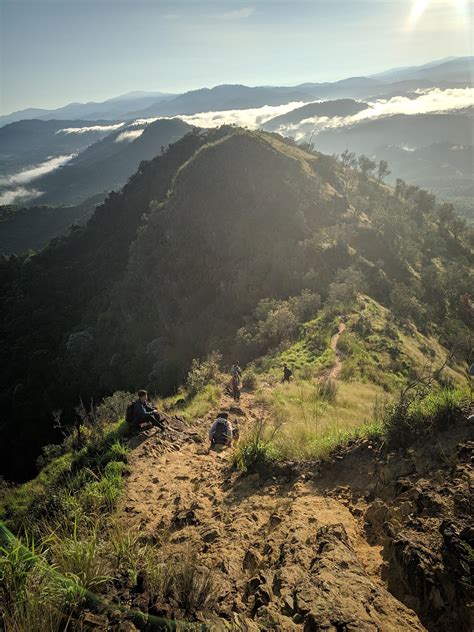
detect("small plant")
[185,351,222,397]
[234,418,279,471]
[49,517,112,591]
[383,386,468,449]
[242,369,258,391]
[316,377,338,402]
[95,391,134,426]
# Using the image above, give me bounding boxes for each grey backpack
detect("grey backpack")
[213,419,229,444]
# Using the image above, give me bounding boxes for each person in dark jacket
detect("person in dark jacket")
[282,364,292,383]
[133,390,165,429]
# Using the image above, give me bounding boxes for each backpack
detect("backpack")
[126,401,136,425]
[212,418,229,444]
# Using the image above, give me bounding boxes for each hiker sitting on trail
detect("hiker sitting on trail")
[209,412,233,448]
[282,364,293,383]
[130,390,165,429]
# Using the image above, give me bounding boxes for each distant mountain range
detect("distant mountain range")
[0,56,472,254]
[1,57,472,126]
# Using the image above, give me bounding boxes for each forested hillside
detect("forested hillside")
[0,127,472,481]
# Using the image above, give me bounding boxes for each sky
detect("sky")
[0,0,472,115]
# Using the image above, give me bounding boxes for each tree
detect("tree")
[437,203,455,229]
[357,155,377,178]
[451,216,466,242]
[377,160,391,183]
[395,178,407,198]
[414,189,436,214]
[340,149,357,169]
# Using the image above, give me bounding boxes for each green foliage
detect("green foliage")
[1,127,472,481]
[316,377,338,402]
[180,384,221,421]
[185,351,222,397]
[242,369,258,391]
[234,419,279,471]
[383,386,469,449]
[236,290,321,362]
[94,391,133,425]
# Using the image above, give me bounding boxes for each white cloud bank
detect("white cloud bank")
[268,87,474,141]
[0,154,75,206]
[177,101,307,129]
[1,154,76,186]
[135,88,472,140]
[115,129,144,143]
[57,122,126,134]
[0,186,42,206]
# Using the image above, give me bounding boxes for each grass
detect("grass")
[178,383,221,421]
[251,380,385,461]
[383,385,470,449]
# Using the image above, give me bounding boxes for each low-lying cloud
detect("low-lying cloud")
[57,123,126,134]
[115,129,144,143]
[0,154,75,206]
[177,101,307,129]
[150,87,472,142]
[268,87,474,141]
[0,186,42,206]
[1,154,76,186]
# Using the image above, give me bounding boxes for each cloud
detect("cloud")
[115,129,145,142]
[215,7,255,20]
[57,123,126,134]
[0,154,75,206]
[145,87,471,140]
[0,186,41,205]
[174,101,307,129]
[268,87,474,141]
[0,154,76,186]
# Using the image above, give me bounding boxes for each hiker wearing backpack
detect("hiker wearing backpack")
[209,412,233,449]
[230,363,242,380]
[126,390,165,430]
[282,364,292,383]
[231,374,241,402]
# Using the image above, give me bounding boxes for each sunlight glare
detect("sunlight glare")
[406,0,469,30]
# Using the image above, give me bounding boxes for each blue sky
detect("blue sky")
[0,0,472,114]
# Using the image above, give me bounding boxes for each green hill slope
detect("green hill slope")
[0,127,472,481]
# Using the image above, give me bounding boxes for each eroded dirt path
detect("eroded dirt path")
[119,389,426,631]
[328,322,346,380]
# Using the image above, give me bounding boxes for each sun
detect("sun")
[406,0,469,30]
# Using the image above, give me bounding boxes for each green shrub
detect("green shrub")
[95,391,133,425]
[316,377,338,402]
[242,369,258,391]
[383,386,469,448]
[234,419,279,471]
[185,351,222,396]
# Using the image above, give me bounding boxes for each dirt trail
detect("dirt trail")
[119,388,426,630]
[328,322,346,380]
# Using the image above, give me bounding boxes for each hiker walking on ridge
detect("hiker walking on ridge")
[209,412,234,450]
[229,362,242,401]
[231,362,242,380]
[127,389,165,430]
[231,373,241,402]
[282,364,292,383]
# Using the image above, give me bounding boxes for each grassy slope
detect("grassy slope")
[240,295,466,462]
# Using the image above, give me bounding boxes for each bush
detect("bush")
[242,369,258,391]
[234,419,279,471]
[383,386,469,448]
[185,351,222,397]
[316,377,338,402]
[95,391,133,425]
